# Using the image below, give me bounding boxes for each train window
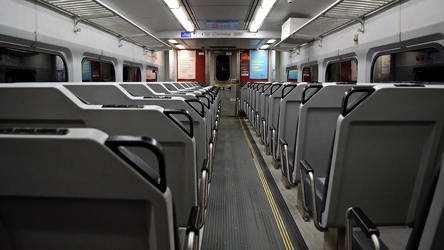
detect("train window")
[123,65,141,82]
[146,67,157,82]
[372,47,444,83]
[301,64,319,82]
[82,58,115,82]
[216,55,230,81]
[326,59,357,83]
[287,67,298,82]
[0,47,67,83]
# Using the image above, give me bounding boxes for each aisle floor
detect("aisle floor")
[201,116,315,250]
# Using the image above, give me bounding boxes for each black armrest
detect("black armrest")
[199,159,209,227]
[279,138,291,182]
[106,135,166,193]
[184,206,200,250]
[201,158,209,173]
[299,159,326,232]
[300,159,314,174]
[346,207,381,250]
[163,109,194,138]
[186,206,200,234]
[279,137,288,146]
[347,207,380,238]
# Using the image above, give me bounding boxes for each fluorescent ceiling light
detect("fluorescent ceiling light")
[260,44,270,49]
[249,0,277,33]
[163,0,179,9]
[168,39,178,44]
[267,39,276,44]
[176,44,185,49]
[255,7,268,23]
[249,21,261,33]
[261,0,276,9]
[171,7,195,32]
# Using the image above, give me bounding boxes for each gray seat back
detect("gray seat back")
[276,83,307,161]
[266,83,286,147]
[259,83,274,140]
[64,83,208,171]
[239,82,252,113]
[0,128,176,250]
[0,84,196,227]
[414,162,444,249]
[247,83,257,121]
[253,83,265,130]
[293,83,373,183]
[146,82,171,94]
[321,85,444,228]
[120,83,214,147]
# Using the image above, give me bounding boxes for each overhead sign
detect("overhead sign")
[180,30,260,39]
[181,32,197,38]
[206,20,238,30]
[250,50,268,79]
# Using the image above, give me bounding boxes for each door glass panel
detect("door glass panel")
[216,55,230,81]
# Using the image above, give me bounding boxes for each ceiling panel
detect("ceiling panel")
[190,0,252,6]
[41,0,394,50]
[274,0,400,49]
[95,0,340,49]
[181,38,265,50]
[193,6,250,20]
[265,0,336,29]
[100,0,178,33]
[37,0,171,50]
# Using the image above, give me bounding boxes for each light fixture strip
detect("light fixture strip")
[164,0,179,9]
[249,0,276,32]
[163,0,195,32]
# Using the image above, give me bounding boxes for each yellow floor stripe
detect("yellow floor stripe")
[239,117,295,250]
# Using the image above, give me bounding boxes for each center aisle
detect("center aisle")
[202,116,308,250]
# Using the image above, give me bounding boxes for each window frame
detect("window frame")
[286,65,298,82]
[325,57,358,83]
[300,62,319,83]
[81,57,116,82]
[370,43,444,83]
[123,64,142,82]
[146,66,158,82]
[0,45,68,83]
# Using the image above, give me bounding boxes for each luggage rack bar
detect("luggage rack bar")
[273,0,400,50]
[35,0,170,50]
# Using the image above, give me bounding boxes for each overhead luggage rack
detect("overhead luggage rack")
[35,0,170,51]
[274,0,399,50]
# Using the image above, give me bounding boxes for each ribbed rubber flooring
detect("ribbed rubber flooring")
[201,117,308,250]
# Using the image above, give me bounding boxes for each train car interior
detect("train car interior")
[1,0,444,249]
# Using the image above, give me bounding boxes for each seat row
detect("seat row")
[239,82,444,249]
[0,82,220,250]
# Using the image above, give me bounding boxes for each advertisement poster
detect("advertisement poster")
[381,55,390,75]
[178,50,196,79]
[288,69,298,81]
[146,68,156,81]
[250,50,268,79]
[82,59,92,81]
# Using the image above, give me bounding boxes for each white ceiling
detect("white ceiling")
[100,0,338,50]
